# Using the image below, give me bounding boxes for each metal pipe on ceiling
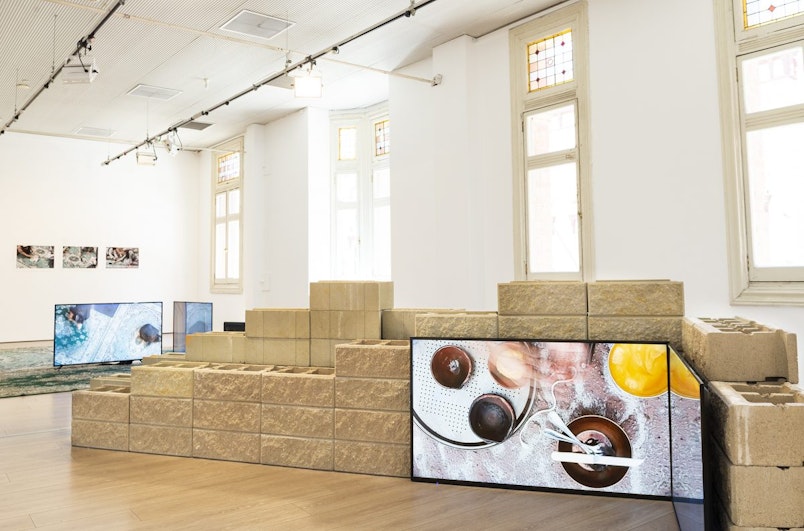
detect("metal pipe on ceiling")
[102,0,439,165]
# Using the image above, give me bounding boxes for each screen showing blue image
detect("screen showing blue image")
[173,301,213,352]
[53,302,162,366]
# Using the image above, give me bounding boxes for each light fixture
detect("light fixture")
[136,142,158,166]
[62,54,98,84]
[163,130,182,156]
[289,61,323,98]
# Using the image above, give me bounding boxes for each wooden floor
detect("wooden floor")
[0,393,680,530]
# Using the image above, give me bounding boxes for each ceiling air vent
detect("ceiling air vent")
[220,10,293,40]
[127,84,182,100]
[179,121,213,131]
[74,126,114,137]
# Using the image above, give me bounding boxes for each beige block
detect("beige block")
[364,311,382,340]
[588,316,682,350]
[335,378,409,411]
[708,381,804,467]
[72,390,130,422]
[141,353,185,365]
[330,310,365,339]
[193,400,261,432]
[365,282,394,311]
[682,317,798,383]
[185,333,204,361]
[130,366,194,398]
[263,309,305,339]
[231,334,247,364]
[130,396,192,427]
[497,281,587,316]
[296,310,310,338]
[309,282,330,310]
[714,494,804,531]
[204,332,238,363]
[71,419,128,451]
[263,339,298,366]
[414,312,499,338]
[333,440,409,477]
[587,280,684,316]
[261,435,333,470]
[335,340,410,379]
[262,372,335,407]
[89,373,131,390]
[295,340,311,367]
[245,310,264,338]
[129,425,192,456]
[381,309,464,340]
[193,429,260,463]
[193,370,262,402]
[712,440,804,528]
[244,337,264,365]
[334,409,409,444]
[497,315,588,340]
[311,339,349,368]
[261,404,333,438]
[330,282,365,311]
[310,311,330,339]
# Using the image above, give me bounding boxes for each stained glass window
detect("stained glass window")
[217,151,240,184]
[374,119,390,156]
[527,29,574,92]
[744,0,804,28]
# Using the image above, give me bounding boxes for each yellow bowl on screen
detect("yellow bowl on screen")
[669,350,700,400]
[608,343,668,398]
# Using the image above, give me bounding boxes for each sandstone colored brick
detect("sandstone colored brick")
[588,316,682,350]
[497,281,587,316]
[708,381,804,467]
[129,396,192,427]
[364,282,394,311]
[330,282,365,311]
[334,409,409,444]
[335,340,410,379]
[193,400,261,432]
[497,315,588,340]
[244,337,264,365]
[262,339,298,366]
[129,425,192,457]
[586,280,684,316]
[364,311,382,340]
[309,282,330,310]
[330,310,365,339]
[192,429,260,463]
[311,339,350,368]
[245,310,263,338]
[185,333,204,361]
[71,419,128,451]
[194,369,262,402]
[262,372,335,407]
[261,435,333,471]
[310,311,330,339]
[131,366,194,398]
[333,440,409,477]
[294,340,311,367]
[414,312,498,338]
[335,378,409,411]
[72,390,130,423]
[261,404,333,438]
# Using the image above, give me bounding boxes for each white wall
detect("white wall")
[0,132,200,342]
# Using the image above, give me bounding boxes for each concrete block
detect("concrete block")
[364,281,394,311]
[89,373,131,390]
[311,339,349,367]
[130,396,192,427]
[588,316,682,349]
[263,339,298,366]
[261,404,334,438]
[295,340,311,367]
[714,494,804,531]
[381,309,464,340]
[141,353,185,365]
[310,311,330,339]
[712,440,804,528]
[309,282,330,310]
[330,282,365,310]
[130,366,194,398]
[72,390,130,423]
[245,310,263,337]
[364,311,382,339]
[244,337,264,365]
[129,425,192,457]
[264,309,307,339]
[682,317,798,383]
[335,378,409,411]
[185,333,204,360]
[192,429,260,463]
[708,381,804,467]
[330,310,365,339]
[204,332,239,363]
[497,315,588,340]
[193,369,262,402]
[414,312,498,338]
[296,310,310,338]
[261,435,333,471]
[262,372,335,408]
[335,340,410,379]
[497,281,587,316]
[334,409,409,444]
[587,280,684,316]
[71,419,128,451]
[193,400,261,432]
[333,441,409,477]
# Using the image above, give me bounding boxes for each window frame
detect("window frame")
[714,0,804,305]
[210,136,244,294]
[510,1,593,281]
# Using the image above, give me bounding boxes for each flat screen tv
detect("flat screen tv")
[53,302,163,366]
[173,301,213,352]
[411,338,678,498]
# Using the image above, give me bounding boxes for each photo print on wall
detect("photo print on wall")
[106,247,139,269]
[16,245,55,268]
[62,246,98,269]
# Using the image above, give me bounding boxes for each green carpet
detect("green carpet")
[0,345,132,398]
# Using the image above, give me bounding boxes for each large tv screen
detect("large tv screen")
[411,339,683,498]
[54,302,163,366]
[173,301,213,352]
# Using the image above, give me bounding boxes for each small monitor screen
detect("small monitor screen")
[173,301,213,352]
[54,302,162,366]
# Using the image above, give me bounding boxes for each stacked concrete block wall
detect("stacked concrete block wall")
[244,308,311,366]
[587,280,684,349]
[333,340,411,477]
[71,387,130,451]
[309,281,394,367]
[682,317,799,384]
[414,312,499,338]
[708,381,804,530]
[381,308,464,340]
[497,281,587,340]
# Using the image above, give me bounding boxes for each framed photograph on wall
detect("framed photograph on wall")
[106,247,139,268]
[16,245,55,268]
[62,246,98,269]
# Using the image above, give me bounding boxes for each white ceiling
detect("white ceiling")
[0,0,557,159]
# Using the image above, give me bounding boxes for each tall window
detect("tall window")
[330,106,391,280]
[211,137,243,292]
[510,2,591,280]
[715,0,804,303]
